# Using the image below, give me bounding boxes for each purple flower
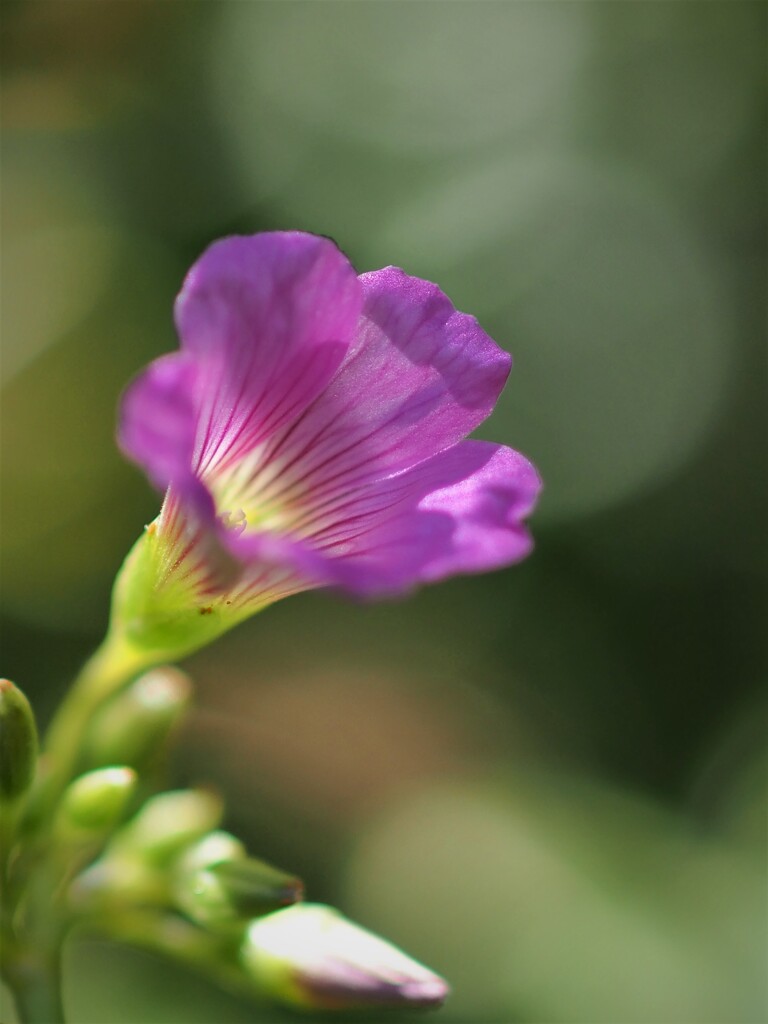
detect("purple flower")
[118,232,539,626]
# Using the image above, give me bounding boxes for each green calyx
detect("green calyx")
[107,525,262,668]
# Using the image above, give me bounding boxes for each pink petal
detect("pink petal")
[221,267,512,524]
[174,233,362,479]
[118,353,200,492]
[224,441,541,598]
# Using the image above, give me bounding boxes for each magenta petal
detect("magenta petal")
[356,268,512,462]
[118,353,200,492]
[333,440,540,595]
[174,233,362,476]
[350,267,512,468]
[239,268,512,513]
[406,441,540,583]
[225,441,541,598]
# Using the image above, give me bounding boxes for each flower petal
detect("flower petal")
[174,232,362,478]
[225,441,540,597]
[355,267,512,468]
[118,353,200,493]
[221,267,512,526]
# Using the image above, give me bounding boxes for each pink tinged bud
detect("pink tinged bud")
[240,903,449,1012]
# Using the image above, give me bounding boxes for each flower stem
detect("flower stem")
[25,633,154,834]
[4,947,65,1024]
[1,635,159,1024]
[80,910,253,1002]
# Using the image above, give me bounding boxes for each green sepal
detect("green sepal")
[177,858,303,930]
[108,526,255,666]
[210,859,304,917]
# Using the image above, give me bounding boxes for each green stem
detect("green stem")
[28,634,155,830]
[2,636,159,1024]
[79,910,253,1002]
[4,946,65,1024]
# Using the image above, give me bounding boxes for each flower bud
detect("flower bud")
[83,667,192,769]
[69,853,166,911]
[211,859,304,916]
[56,766,137,838]
[172,829,245,928]
[240,903,449,1011]
[177,857,303,929]
[111,788,223,866]
[0,679,38,805]
[175,830,246,874]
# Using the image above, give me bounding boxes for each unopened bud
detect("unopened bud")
[0,679,38,805]
[112,788,223,866]
[211,859,304,916]
[56,766,137,838]
[240,903,449,1011]
[177,857,303,929]
[175,830,246,874]
[84,667,191,768]
[69,854,165,911]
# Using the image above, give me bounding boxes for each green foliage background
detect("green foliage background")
[1,3,766,1022]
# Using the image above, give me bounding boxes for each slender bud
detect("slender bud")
[177,857,303,929]
[111,788,223,866]
[211,859,304,916]
[83,667,192,768]
[240,903,450,1011]
[56,766,137,838]
[172,829,245,928]
[0,679,38,805]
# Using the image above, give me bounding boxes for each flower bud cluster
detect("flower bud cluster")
[3,670,448,1017]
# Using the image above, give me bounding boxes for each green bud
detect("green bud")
[241,904,449,1012]
[56,766,137,837]
[0,679,38,805]
[172,830,245,928]
[84,667,192,768]
[210,859,304,916]
[112,788,223,866]
[176,857,303,929]
[69,854,166,911]
[175,830,247,874]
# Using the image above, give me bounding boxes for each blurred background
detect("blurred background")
[1,2,766,1021]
